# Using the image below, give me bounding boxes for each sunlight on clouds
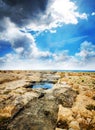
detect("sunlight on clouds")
[50,0,78,24]
[27,0,87,31]
[51,0,77,13]
[0,1,93,70]
[48,0,87,24]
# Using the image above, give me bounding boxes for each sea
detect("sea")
[42,70,95,72]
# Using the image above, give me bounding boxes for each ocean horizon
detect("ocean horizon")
[51,70,95,72]
[0,70,95,72]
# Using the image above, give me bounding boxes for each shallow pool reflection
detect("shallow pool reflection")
[32,83,53,89]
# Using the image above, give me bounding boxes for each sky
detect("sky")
[0,0,95,70]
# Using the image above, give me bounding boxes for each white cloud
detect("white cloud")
[15,47,24,54]
[0,20,95,71]
[49,0,87,23]
[26,0,87,32]
[53,51,69,62]
[49,29,57,33]
[75,41,95,68]
[1,44,95,70]
[0,18,52,60]
[0,2,92,70]
[76,41,95,59]
[80,41,95,50]
[0,54,52,70]
[91,12,95,16]
[0,18,35,45]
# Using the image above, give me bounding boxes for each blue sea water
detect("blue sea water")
[45,70,95,72]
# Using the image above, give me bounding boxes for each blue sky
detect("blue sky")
[0,0,95,70]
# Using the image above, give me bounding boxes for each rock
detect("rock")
[0,105,16,118]
[69,121,80,130]
[55,128,66,130]
[42,74,60,83]
[53,87,77,107]
[57,105,73,123]
[0,71,95,130]
[7,86,77,130]
[38,93,45,99]
[7,97,58,130]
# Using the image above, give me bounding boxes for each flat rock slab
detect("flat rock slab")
[7,87,77,130]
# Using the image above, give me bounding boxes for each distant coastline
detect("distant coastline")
[0,70,95,72]
[51,70,95,72]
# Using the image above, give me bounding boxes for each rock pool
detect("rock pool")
[32,82,53,89]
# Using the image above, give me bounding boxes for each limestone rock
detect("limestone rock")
[0,71,95,130]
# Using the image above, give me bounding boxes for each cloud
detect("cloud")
[75,41,95,69]
[0,53,53,70]
[91,12,95,16]
[0,18,52,60]
[0,54,95,70]
[1,42,95,70]
[1,0,48,27]
[0,17,94,70]
[47,41,95,70]
[0,18,35,58]
[27,0,87,31]
[0,0,88,64]
[49,0,87,23]
[0,0,91,70]
[76,41,95,59]
[53,51,69,62]
[0,0,87,47]
[0,0,87,32]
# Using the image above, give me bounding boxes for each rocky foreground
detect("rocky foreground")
[0,71,95,130]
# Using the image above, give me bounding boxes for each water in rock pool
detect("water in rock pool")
[32,83,53,89]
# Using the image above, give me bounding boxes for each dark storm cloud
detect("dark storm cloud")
[0,0,49,27]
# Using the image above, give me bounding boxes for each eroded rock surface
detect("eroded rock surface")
[0,71,95,130]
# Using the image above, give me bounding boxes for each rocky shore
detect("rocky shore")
[0,71,95,130]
